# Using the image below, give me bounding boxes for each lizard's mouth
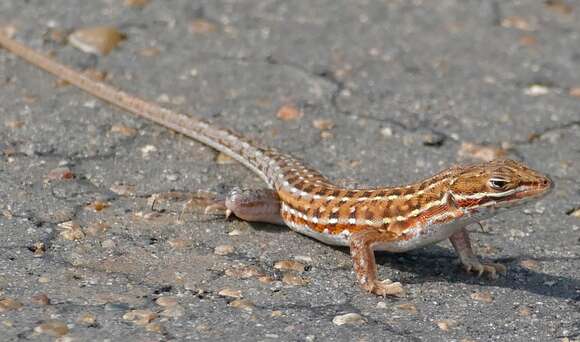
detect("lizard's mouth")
[500,176,554,206]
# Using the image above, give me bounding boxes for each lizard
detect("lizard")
[0,32,553,296]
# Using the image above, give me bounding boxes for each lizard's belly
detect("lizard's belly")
[373,220,466,252]
[284,218,466,252]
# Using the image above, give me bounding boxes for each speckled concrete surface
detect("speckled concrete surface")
[0,1,579,341]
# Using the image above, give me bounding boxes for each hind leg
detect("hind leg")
[204,188,284,225]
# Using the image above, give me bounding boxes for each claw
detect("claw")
[461,259,506,279]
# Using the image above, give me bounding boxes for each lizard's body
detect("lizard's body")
[0,33,553,296]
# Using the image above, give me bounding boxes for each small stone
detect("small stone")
[69,26,126,55]
[86,200,110,212]
[139,47,161,57]
[160,305,185,319]
[569,87,580,98]
[111,124,138,137]
[190,19,218,33]
[271,310,283,318]
[380,127,393,137]
[332,313,366,326]
[30,293,50,305]
[228,299,254,311]
[525,84,550,96]
[110,183,136,196]
[225,266,262,279]
[30,242,46,257]
[145,323,165,334]
[215,152,235,164]
[282,273,309,286]
[218,288,242,299]
[567,208,580,218]
[395,303,418,314]
[156,296,178,307]
[517,306,531,317]
[436,319,458,331]
[85,222,110,237]
[125,0,149,7]
[501,16,534,31]
[58,221,85,241]
[5,120,24,129]
[519,35,537,46]
[312,119,334,130]
[545,0,573,15]
[258,276,274,284]
[422,131,446,146]
[38,276,50,283]
[520,259,539,270]
[34,320,69,337]
[214,244,235,256]
[276,105,303,121]
[101,239,116,248]
[0,298,23,312]
[274,260,306,272]
[458,142,507,162]
[168,239,191,249]
[140,144,158,158]
[470,291,493,303]
[123,309,157,325]
[46,167,75,181]
[77,312,97,326]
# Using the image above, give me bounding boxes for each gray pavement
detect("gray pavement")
[0,1,579,341]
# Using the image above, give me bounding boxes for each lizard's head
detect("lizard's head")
[448,159,553,216]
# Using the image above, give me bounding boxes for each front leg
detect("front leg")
[349,230,404,296]
[449,227,507,279]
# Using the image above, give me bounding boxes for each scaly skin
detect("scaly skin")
[0,32,553,296]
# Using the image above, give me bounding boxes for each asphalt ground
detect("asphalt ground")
[0,1,579,341]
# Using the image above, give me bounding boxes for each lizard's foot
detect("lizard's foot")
[461,259,507,279]
[365,279,405,297]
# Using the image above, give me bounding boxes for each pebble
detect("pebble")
[436,319,458,331]
[77,312,97,326]
[155,296,178,307]
[110,124,137,137]
[0,298,23,312]
[228,299,254,311]
[395,303,418,314]
[277,105,303,121]
[332,313,366,326]
[312,119,334,130]
[123,309,157,325]
[69,26,125,55]
[190,19,218,34]
[46,167,75,181]
[520,259,539,270]
[282,273,309,286]
[34,320,69,337]
[160,305,185,319]
[274,260,306,272]
[146,323,165,334]
[218,288,242,299]
[225,266,263,279]
[214,245,235,256]
[215,153,235,164]
[471,291,494,303]
[30,293,50,305]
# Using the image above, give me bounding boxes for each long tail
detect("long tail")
[0,33,274,185]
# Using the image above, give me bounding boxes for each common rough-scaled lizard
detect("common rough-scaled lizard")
[0,33,553,296]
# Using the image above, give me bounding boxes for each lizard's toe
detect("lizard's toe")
[461,260,507,280]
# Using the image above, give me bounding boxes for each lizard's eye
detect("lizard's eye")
[489,178,509,190]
